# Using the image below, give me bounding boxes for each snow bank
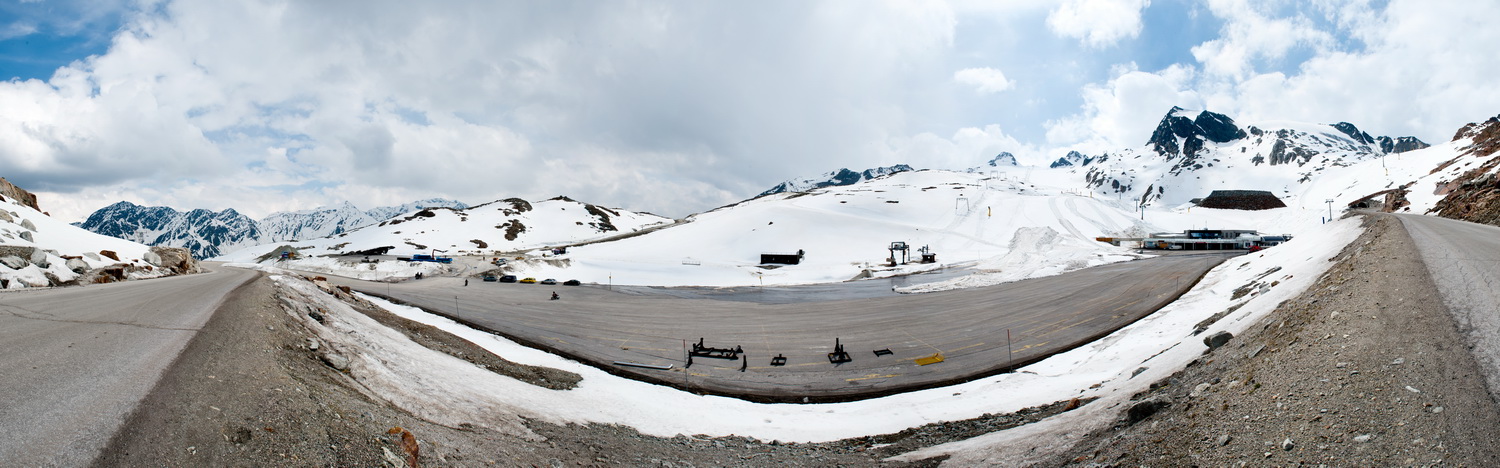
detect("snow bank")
[889,216,1363,464]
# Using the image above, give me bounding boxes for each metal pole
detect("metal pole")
[1002,328,1014,373]
[453,295,459,314]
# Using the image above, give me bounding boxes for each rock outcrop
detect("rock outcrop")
[0,177,40,212]
[1431,115,1500,226]
[146,246,201,275]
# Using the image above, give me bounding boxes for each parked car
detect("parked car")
[520,277,538,284]
[563,279,581,286]
[540,278,557,285]
[499,275,518,283]
[482,275,497,282]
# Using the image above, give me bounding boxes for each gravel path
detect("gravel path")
[1046,214,1500,466]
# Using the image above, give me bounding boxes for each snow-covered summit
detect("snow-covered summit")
[215,196,672,262]
[77,197,471,258]
[1080,107,1431,207]
[758,164,915,197]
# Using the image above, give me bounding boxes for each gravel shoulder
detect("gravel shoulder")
[1046,214,1500,466]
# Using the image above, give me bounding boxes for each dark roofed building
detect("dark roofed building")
[1196,190,1287,210]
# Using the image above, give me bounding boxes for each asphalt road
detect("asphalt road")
[333,252,1235,402]
[0,264,257,467]
[1395,213,1500,401]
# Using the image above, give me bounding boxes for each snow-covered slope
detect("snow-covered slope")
[215,196,672,261]
[0,187,165,288]
[508,170,1154,287]
[364,198,470,223]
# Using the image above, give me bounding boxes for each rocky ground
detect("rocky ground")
[1045,214,1500,467]
[96,214,1500,467]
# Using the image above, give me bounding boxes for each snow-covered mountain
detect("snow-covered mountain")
[758,164,915,197]
[364,198,469,222]
[74,201,263,260]
[76,198,468,259]
[985,152,1019,167]
[1073,107,1429,207]
[215,196,672,261]
[0,178,196,288]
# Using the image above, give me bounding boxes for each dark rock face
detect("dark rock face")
[1147,108,1247,161]
[1379,136,1430,154]
[1050,151,1095,168]
[74,201,261,259]
[987,152,1019,167]
[1194,111,1248,143]
[1196,190,1288,210]
[1333,122,1376,145]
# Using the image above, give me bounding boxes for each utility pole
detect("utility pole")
[1325,199,1334,223]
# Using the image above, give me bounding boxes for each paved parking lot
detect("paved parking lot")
[330,252,1234,402]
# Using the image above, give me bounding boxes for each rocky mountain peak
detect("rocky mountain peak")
[1147,107,1247,160]
[987,152,1019,167]
[1050,150,1096,168]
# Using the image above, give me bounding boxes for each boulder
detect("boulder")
[28,249,48,269]
[0,256,27,269]
[1127,396,1170,423]
[1203,331,1234,349]
[0,210,10,222]
[147,246,200,274]
[19,218,35,231]
[18,231,31,242]
[66,257,90,273]
[83,252,101,261]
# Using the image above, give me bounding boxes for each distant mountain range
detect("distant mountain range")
[758,164,915,197]
[214,196,673,262]
[1067,107,1429,206]
[74,198,468,258]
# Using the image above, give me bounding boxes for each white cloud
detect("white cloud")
[1189,0,1335,79]
[953,67,1016,94]
[1198,0,1500,140]
[1,0,965,222]
[876,124,1039,169]
[1045,63,1202,151]
[1046,0,1150,48]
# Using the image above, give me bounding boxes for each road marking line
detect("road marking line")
[846,373,899,382]
[946,342,986,353]
[902,329,943,353]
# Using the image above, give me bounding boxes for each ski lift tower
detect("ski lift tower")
[889,241,910,266]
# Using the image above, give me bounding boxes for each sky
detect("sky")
[1,0,1498,223]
